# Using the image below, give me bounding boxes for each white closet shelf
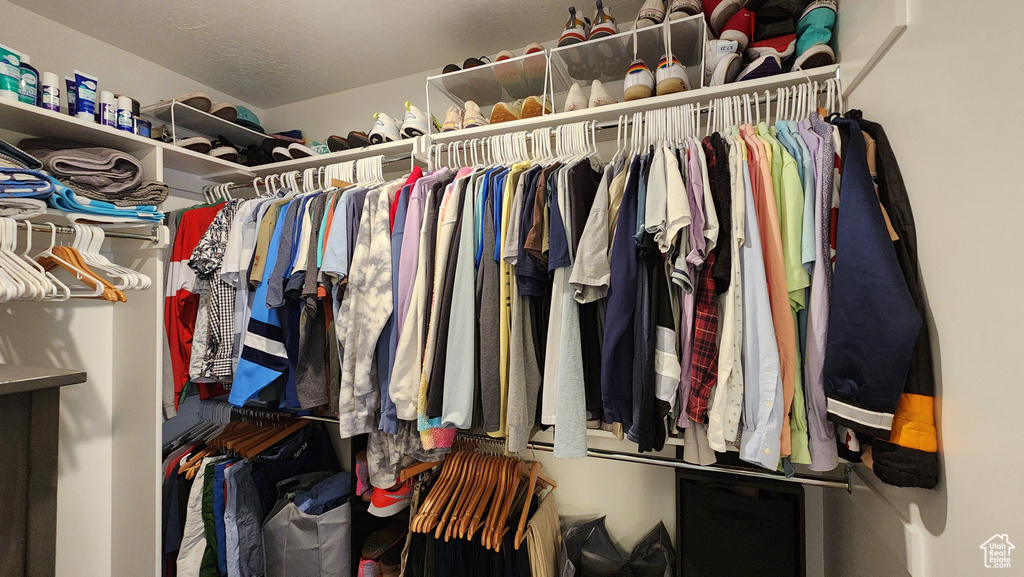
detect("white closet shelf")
[429,65,839,143]
[0,98,255,180]
[216,138,417,181]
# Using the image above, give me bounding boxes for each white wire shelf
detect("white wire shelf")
[141,99,267,149]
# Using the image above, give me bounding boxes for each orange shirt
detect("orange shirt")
[741,124,797,458]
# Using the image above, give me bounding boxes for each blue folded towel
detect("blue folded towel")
[47,176,163,222]
[0,168,58,198]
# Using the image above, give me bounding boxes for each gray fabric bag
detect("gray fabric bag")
[263,500,350,577]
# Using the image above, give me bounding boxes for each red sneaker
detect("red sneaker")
[702,0,747,36]
[719,8,755,52]
[745,33,797,61]
[367,480,412,517]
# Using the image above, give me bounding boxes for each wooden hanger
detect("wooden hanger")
[411,450,461,532]
[468,455,507,541]
[458,455,499,539]
[514,462,550,550]
[432,451,476,538]
[493,457,528,551]
[400,459,443,482]
[442,452,482,541]
[484,458,519,550]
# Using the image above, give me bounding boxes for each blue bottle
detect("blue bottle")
[18,54,39,106]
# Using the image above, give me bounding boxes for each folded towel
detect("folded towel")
[0,168,59,198]
[18,138,143,194]
[0,138,42,170]
[46,176,163,223]
[60,178,169,207]
[0,198,47,218]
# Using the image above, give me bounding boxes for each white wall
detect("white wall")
[265,70,428,144]
[824,0,1024,575]
[0,0,265,118]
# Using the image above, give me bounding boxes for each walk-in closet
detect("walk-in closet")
[0,0,1017,575]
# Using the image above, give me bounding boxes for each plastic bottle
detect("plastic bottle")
[18,54,39,106]
[0,43,21,101]
[40,71,59,111]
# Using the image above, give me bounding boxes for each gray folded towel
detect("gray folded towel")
[18,138,143,194]
[59,178,169,207]
[0,197,47,218]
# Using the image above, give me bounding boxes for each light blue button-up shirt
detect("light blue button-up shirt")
[737,156,784,471]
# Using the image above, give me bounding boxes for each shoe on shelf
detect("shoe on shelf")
[521,95,551,119]
[668,0,701,19]
[490,100,524,124]
[736,52,782,82]
[347,131,371,148]
[590,0,618,40]
[209,135,239,162]
[288,142,316,158]
[558,7,591,47]
[719,8,755,52]
[357,559,382,577]
[634,0,666,29]
[369,112,402,145]
[401,102,430,138]
[624,59,655,101]
[368,481,413,517]
[271,145,292,162]
[209,145,237,162]
[361,522,408,561]
[177,136,211,154]
[494,49,527,98]
[745,33,796,61]
[327,135,350,152]
[792,43,834,70]
[589,79,618,107]
[522,43,547,95]
[793,0,837,69]
[702,0,746,36]
[462,55,502,105]
[175,91,211,112]
[564,83,588,112]
[655,53,690,96]
[464,100,489,128]
[355,450,371,501]
[442,105,464,132]
[704,39,738,84]
[209,102,236,122]
[380,541,403,577]
[704,40,742,85]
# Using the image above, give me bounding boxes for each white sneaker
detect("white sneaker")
[655,53,690,96]
[634,0,666,29]
[565,83,588,112]
[623,59,655,101]
[464,100,489,128]
[442,106,463,132]
[401,102,430,138]
[668,0,701,19]
[369,112,401,144]
[589,79,618,107]
[704,39,740,86]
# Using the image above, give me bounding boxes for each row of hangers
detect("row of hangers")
[427,120,603,171]
[406,437,556,552]
[0,219,149,302]
[241,155,390,199]
[174,403,310,479]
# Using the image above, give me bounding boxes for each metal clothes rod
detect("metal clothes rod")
[224,153,415,192]
[452,431,853,492]
[17,221,163,244]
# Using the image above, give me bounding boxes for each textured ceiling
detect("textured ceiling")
[13,0,647,108]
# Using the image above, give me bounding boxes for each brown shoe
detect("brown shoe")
[489,100,523,124]
[521,95,552,119]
